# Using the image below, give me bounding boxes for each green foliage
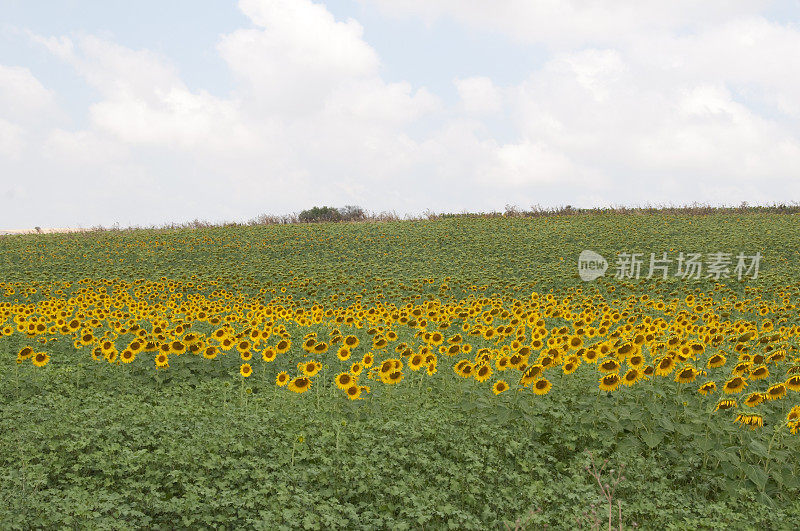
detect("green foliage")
[338,205,365,221]
[298,206,344,223]
[1,213,800,528]
[1,212,797,292]
[3,361,800,529]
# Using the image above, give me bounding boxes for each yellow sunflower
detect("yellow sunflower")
[722,376,747,394]
[335,372,355,390]
[492,380,509,395]
[744,392,764,407]
[344,335,359,349]
[598,358,621,374]
[383,370,404,385]
[674,366,699,384]
[261,347,277,362]
[749,365,769,380]
[345,384,362,400]
[276,371,290,386]
[300,360,322,377]
[475,364,493,382]
[697,381,716,395]
[288,376,312,393]
[532,378,552,395]
[714,399,736,411]
[599,373,621,392]
[786,375,800,392]
[707,353,727,369]
[654,356,676,376]
[155,353,169,369]
[622,368,641,387]
[336,347,351,361]
[766,383,787,400]
[32,351,50,367]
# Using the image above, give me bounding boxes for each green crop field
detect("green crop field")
[2,213,800,529]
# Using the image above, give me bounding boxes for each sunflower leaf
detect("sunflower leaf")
[742,464,768,491]
[641,430,664,449]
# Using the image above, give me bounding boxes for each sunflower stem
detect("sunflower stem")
[12,360,29,512]
[763,425,781,476]
[701,409,713,470]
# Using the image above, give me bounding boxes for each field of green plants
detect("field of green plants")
[2,213,800,529]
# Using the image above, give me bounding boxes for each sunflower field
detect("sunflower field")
[2,213,800,528]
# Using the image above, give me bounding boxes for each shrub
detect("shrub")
[339,205,365,222]
[297,205,366,223]
[298,206,342,223]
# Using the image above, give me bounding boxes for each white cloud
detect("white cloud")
[89,90,261,152]
[4,0,800,228]
[325,79,439,125]
[218,0,380,116]
[26,34,259,153]
[0,64,61,162]
[11,0,446,226]
[469,16,800,204]
[43,129,129,166]
[0,118,25,159]
[455,77,502,114]
[361,0,772,48]
[28,33,179,99]
[485,140,605,187]
[0,64,57,122]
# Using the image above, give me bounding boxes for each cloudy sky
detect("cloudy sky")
[2,0,800,228]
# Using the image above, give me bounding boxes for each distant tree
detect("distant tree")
[297,205,366,223]
[298,206,343,223]
[339,205,365,222]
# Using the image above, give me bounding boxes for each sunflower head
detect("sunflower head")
[697,381,716,396]
[492,380,509,395]
[288,376,312,393]
[32,351,50,367]
[276,371,289,386]
[714,399,736,411]
[345,384,362,400]
[723,376,747,394]
[599,373,621,392]
[532,378,552,395]
[335,372,354,390]
[766,383,787,400]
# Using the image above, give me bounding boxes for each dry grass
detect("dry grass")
[3,202,798,237]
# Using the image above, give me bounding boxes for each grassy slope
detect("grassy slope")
[2,214,800,529]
